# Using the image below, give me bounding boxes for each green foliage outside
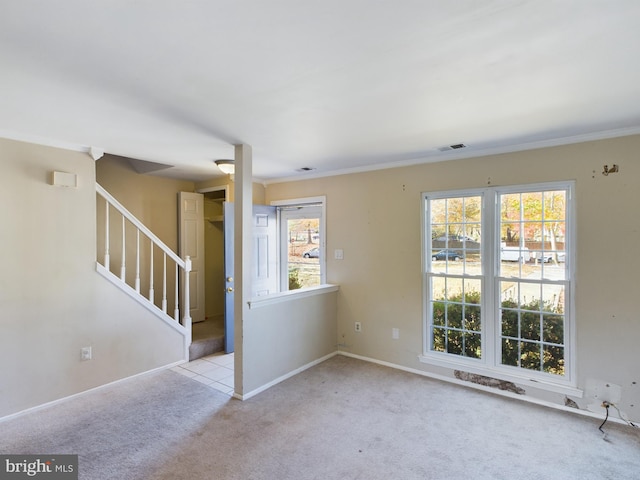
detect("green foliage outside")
[432,291,482,358]
[288,268,302,291]
[501,298,564,375]
[432,292,565,375]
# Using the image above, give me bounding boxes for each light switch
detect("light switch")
[334,249,344,260]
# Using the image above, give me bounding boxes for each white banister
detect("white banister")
[120,216,126,281]
[162,253,167,313]
[104,200,110,271]
[149,241,154,304]
[96,184,184,266]
[174,263,179,322]
[183,255,192,341]
[183,256,192,316]
[95,183,191,346]
[135,229,140,293]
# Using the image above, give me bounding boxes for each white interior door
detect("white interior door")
[222,203,277,353]
[178,191,205,323]
[252,205,278,296]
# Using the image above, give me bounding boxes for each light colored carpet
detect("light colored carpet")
[1,356,638,479]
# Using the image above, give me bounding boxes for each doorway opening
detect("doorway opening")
[189,186,227,359]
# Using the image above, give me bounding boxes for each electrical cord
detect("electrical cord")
[610,403,638,428]
[598,402,610,434]
[598,400,639,435]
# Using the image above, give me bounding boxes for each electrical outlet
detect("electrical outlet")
[355,322,362,332]
[81,346,92,361]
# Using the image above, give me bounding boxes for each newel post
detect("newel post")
[183,256,192,345]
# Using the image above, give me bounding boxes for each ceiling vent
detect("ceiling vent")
[438,143,467,152]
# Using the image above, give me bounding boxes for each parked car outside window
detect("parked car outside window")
[303,247,320,258]
[432,249,463,261]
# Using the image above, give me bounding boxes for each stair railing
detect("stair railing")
[95,184,191,343]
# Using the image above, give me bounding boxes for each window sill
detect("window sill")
[418,354,583,398]
[248,284,339,309]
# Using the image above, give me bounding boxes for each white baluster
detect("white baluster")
[135,229,140,293]
[104,200,110,271]
[149,241,154,304]
[120,217,126,281]
[161,253,167,313]
[174,263,180,321]
[183,256,192,338]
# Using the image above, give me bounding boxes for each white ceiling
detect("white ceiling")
[2,1,640,182]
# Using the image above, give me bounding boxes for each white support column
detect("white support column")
[234,143,252,397]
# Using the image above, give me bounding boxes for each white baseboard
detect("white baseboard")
[0,360,185,423]
[337,351,629,427]
[236,351,339,401]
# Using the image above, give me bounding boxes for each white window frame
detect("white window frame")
[419,182,578,395]
[271,196,327,292]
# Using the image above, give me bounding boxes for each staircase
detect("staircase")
[95,184,192,358]
[190,317,225,360]
[95,184,231,361]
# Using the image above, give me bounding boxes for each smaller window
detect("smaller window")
[274,198,326,291]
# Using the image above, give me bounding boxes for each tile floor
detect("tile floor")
[172,352,235,396]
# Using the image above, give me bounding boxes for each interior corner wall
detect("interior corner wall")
[265,134,640,423]
[0,139,185,419]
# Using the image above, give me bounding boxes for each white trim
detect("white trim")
[96,263,190,350]
[263,126,640,185]
[417,354,582,397]
[0,360,186,423]
[234,351,339,400]
[0,129,92,154]
[272,196,327,291]
[270,195,326,206]
[421,182,576,392]
[196,185,229,199]
[335,352,626,425]
[248,284,339,309]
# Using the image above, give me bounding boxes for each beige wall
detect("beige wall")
[242,290,338,396]
[97,155,196,250]
[265,134,640,422]
[96,156,197,314]
[0,139,185,418]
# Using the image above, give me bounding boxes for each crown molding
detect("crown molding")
[263,125,640,185]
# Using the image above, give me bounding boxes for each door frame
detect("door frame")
[196,185,231,350]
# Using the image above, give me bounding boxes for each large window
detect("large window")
[422,182,574,389]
